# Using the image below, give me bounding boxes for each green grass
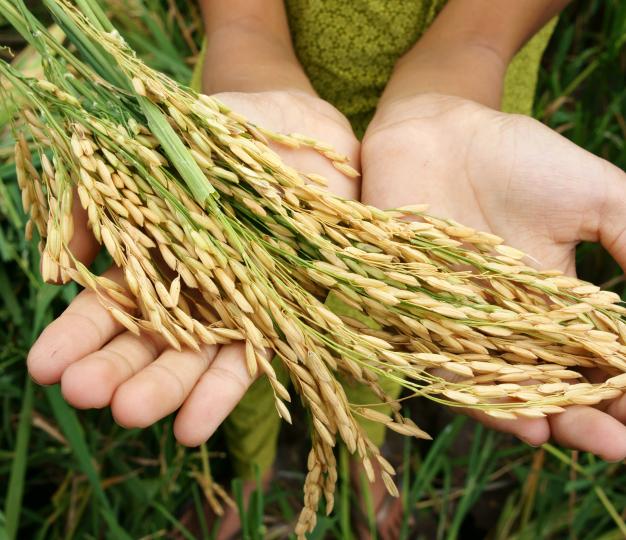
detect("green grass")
[0,1,625,539]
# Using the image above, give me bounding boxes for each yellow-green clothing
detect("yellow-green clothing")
[194,1,556,479]
[285,0,556,137]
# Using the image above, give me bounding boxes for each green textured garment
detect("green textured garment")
[284,0,556,137]
[193,2,555,137]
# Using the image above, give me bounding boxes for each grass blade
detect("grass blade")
[3,376,33,540]
[543,444,626,537]
[338,446,353,540]
[45,386,131,540]
[150,501,196,540]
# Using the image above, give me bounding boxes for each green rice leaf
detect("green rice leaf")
[139,97,217,206]
[74,0,114,33]
[3,377,33,540]
[42,0,127,88]
[45,386,132,540]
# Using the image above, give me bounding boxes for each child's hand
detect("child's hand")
[362,92,626,459]
[27,90,360,446]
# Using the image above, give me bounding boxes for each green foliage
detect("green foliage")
[0,1,624,538]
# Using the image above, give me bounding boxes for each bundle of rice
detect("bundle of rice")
[3,0,626,535]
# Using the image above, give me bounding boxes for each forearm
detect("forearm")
[380,0,570,109]
[199,0,314,94]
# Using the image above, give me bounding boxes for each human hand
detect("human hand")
[27,90,360,445]
[361,92,626,459]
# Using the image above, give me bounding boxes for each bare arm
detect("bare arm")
[380,0,571,108]
[198,0,314,94]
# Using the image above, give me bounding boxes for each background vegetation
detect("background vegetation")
[0,1,624,538]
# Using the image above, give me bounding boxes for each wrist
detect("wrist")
[378,0,568,111]
[203,20,314,95]
[379,39,506,110]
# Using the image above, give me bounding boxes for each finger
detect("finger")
[111,344,219,428]
[44,189,100,284]
[60,331,165,409]
[549,406,626,461]
[430,367,551,446]
[605,394,626,423]
[27,267,126,385]
[583,155,626,271]
[462,407,550,447]
[173,342,255,446]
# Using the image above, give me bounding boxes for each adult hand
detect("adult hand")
[27,90,360,445]
[361,92,626,460]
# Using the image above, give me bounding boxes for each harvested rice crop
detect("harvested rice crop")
[3,1,626,535]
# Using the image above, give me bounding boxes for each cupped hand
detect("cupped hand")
[361,93,626,459]
[27,90,360,445]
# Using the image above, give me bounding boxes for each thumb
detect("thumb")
[593,160,626,271]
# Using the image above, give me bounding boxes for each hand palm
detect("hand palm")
[362,94,626,459]
[363,95,625,271]
[28,91,360,445]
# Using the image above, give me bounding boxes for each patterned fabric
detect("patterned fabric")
[285,0,555,137]
[285,0,445,137]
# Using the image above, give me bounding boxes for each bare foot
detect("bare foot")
[350,459,404,540]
